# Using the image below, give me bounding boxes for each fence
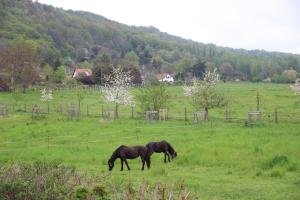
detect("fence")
[0,101,299,124]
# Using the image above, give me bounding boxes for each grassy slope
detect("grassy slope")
[0,83,300,199]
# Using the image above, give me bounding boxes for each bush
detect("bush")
[0,161,195,199]
[262,155,289,170]
[0,161,107,200]
[73,186,89,200]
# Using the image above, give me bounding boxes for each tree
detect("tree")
[124,51,139,68]
[101,66,134,119]
[183,69,225,121]
[174,58,193,74]
[220,62,234,81]
[40,88,53,113]
[0,40,41,91]
[93,54,113,85]
[282,69,297,82]
[136,83,170,113]
[53,66,66,83]
[192,59,206,79]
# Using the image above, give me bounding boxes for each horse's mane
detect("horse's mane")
[166,142,175,154]
[110,145,126,160]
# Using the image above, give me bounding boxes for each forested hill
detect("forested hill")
[1,0,300,82]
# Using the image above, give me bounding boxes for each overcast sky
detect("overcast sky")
[37,0,300,54]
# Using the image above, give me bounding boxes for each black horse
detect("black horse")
[108,145,150,171]
[146,140,177,163]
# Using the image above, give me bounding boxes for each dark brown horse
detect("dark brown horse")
[146,140,177,163]
[108,145,150,171]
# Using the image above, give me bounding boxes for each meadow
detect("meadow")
[0,83,300,199]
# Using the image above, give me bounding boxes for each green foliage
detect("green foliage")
[136,83,170,112]
[262,155,289,170]
[53,66,66,83]
[73,186,89,199]
[1,0,300,82]
[124,51,139,68]
[92,184,108,199]
[0,161,80,200]
[192,59,207,79]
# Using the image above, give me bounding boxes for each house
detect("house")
[156,73,175,83]
[72,68,93,85]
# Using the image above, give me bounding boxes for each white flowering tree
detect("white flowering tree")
[101,66,134,119]
[40,88,53,113]
[183,69,225,122]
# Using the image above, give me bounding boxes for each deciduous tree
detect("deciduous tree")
[183,69,225,121]
[101,66,134,119]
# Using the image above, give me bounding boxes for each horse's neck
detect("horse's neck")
[167,143,174,154]
[110,149,120,162]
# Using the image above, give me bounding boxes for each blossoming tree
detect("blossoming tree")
[183,69,225,122]
[40,88,53,112]
[101,66,134,119]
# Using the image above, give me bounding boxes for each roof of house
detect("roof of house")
[73,68,92,77]
[156,73,175,80]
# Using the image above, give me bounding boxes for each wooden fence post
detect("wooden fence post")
[225,106,229,122]
[257,90,260,111]
[275,108,278,123]
[131,106,134,118]
[194,112,199,126]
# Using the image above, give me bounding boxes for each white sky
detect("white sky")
[37,0,300,54]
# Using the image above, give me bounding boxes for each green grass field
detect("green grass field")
[0,83,300,199]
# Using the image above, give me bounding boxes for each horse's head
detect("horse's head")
[171,151,177,159]
[107,159,114,171]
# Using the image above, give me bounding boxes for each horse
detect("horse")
[107,145,151,171]
[146,140,177,163]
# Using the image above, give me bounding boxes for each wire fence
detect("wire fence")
[0,101,299,123]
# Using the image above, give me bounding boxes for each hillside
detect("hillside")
[0,0,300,82]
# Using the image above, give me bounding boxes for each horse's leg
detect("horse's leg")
[146,156,151,169]
[120,158,124,171]
[164,153,167,163]
[167,153,171,162]
[124,159,130,170]
[141,157,145,170]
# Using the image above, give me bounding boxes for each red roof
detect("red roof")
[73,68,92,77]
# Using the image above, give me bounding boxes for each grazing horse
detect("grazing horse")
[146,140,177,163]
[107,145,150,171]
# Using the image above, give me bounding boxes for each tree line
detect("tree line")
[0,0,300,89]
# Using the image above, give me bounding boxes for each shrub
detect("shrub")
[262,155,289,170]
[73,186,89,200]
[92,183,108,199]
[0,161,101,200]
